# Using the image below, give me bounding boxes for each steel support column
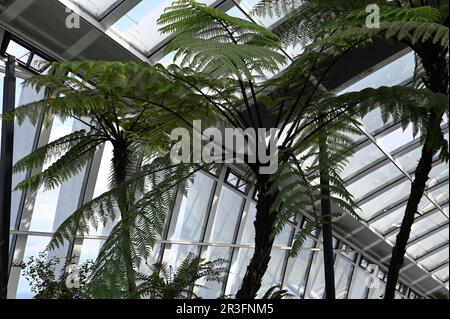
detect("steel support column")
[0,55,15,299]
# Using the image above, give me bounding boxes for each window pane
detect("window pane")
[170,173,214,241]
[305,252,325,299]
[334,256,354,299]
[347,162,403,201]
[196,246,231,298]
[16,236,51,299]
[348,268,369,299]
[359,180,411,220]
[225,248,253,296]
[29,118,74,232]
[258,248,287,297]
[208,186,244,243]
[283,237,315,298]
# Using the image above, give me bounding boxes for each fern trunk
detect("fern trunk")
[384,40,448,299]
[235,178,276,299]
[384,138,435,299]
[111,137,138,298]
[319,131,336,299]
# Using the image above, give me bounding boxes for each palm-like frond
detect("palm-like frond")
[158,0,287,80]
[133,253,227,299]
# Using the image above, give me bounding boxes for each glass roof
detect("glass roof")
[7,0,449,296]
[68,0,118,17]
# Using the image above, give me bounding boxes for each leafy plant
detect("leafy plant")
[15,252,93,299]
[133,253,227,299]
[3,61,212,298]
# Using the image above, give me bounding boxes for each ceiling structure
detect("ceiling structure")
[0,0,448,298]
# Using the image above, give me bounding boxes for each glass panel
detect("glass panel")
[16,236,51,299]
[396,146,422,173]
[427,162,449,188]
[348,268,369,299]
[239,203,256,245]
[70,0,118,17]
[334,256,354,299]
[79,238,103,264]
[305,252,325,299]
[377,125,415,154]
[111,0,216,54]
[407,228,449,259]
[341,143,385,179]
[339,52,414,94]
[258,248,287,297]
[6,40,31,64]
[359,180,411,220]
[367,278,386,299]
[370,205,406,234]
[89,142,116,236]
[225,247,253,296]
[208,186,244,243]
[420,247,449,271]
[162,243,199,268]
[408,213,447,241]
[239,0,284,27]
[29,118,74,232]
[361,108,393,134]
[347,162,403,201]
[170,173,214,241]
[433,266,449,282]
[283,237,315,298]
[196,246,231,298]
[428,183,449,205]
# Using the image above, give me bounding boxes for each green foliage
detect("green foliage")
[133,253,227,299]
[158,0,287,80]
[15,252,93,299]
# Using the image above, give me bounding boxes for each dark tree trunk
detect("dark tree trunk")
[384,140,434,298]
[235,177,276,299]
[111,137,138,297]
[319,135,336,299]
[384,39,448,299]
